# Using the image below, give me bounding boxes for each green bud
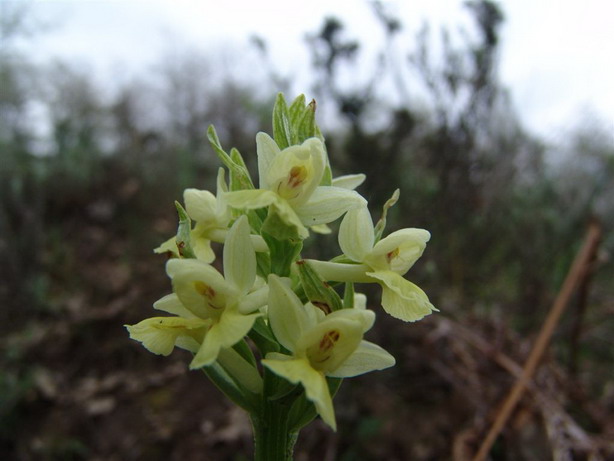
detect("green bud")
[174,201,196,259]
[374,189,400,242]
[343,282,355,309]
[273,93,292,149]
[207,125,255,191]
[296,260,343,314]
[288,94,306,136]
[261,208,302,241]
[262,227,303,277]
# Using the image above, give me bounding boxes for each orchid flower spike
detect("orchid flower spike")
[308,204,437,322]
[224,134,366,239]
[127,216,265,369]
[262,274,395,430]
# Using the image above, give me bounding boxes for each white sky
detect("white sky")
[14,0,614,140]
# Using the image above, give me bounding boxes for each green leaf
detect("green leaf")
[296,260,343,313]
[229,147,255,190]
[232,338,257,368]
[207,125,254,191]
[287,377,342,432]
[267,378,300,402]
[287,392,316,432]
[217,347,263,395]
[288,94,306,137]
[374,188,400,242]
[202,362,258,413]
[255,251,271,279]
[262,231,303,277]
[320,163,333,187]
[247,208,265,233]
[230,146,248,170]
[343,282,355,308]
[174,201,196,258]
[296,98,317,142]
[261,207,302,242]
[248,317,280,356]
[272,93,292,149]
[207,125,233,167]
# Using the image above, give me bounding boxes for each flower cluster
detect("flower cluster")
[126,94,436,431]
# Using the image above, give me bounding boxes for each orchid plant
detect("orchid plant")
[126,94,436,460]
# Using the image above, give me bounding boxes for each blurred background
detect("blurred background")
[1,1,612,459]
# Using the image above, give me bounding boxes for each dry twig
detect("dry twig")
[471,221,602,461]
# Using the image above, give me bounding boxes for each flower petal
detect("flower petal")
[191,228,216,263]
[224,189,279,210]
[237,285,269,314]
[326,307,375,332]
[126,317,208,356]
[339,205,374,262]
[269,198,309,239]
[262,357,336,430]
[223,216,256,295]
[153,236,180,258]
[265,137,325,207]
[256,132,280,190]
[366,228,430,274]
[305,260,372,283]
[217,347,263,394]
[215,167,229,214]
[310,224,332,234]
[354,292,367,310]
[153,293,197,319]
[296,316,364,374]
[296,186,366,227]
[331,173,366,190]
[328,340,396,378]
[367,270,437,322]
[184,188,217,223]
[190,308,259,368]
[166,258,237,319]
[175,336,202,353]
[267,275,312,352]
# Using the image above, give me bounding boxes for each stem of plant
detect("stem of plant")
[251,401,298,461]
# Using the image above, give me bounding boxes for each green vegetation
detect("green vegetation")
[1,1,612,459]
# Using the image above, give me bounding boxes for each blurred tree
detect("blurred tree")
[0,2,46,319]
[148,48,272,191]
[111,81,164,175]
[306,16,367,124]
[304,1,562,314]
[44,62,105,190]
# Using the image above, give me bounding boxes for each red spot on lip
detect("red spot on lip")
[318,330,341,353]
[288,166,304,188]
[386,248,399,263]
[194,281,222,309]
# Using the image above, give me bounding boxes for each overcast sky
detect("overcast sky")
[16,0,614,140]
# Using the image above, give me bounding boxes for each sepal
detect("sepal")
[366,270,437,322]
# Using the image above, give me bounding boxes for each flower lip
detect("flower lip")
[193,281,224,310]
[167,259,237,320]
[296,315,364,374]
[275,165,309,200]
[365,228,430,274]
[307,329,341,365]
[266,138,325,207]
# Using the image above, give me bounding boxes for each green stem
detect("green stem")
[252,371,300,461]
[252,401,298,461]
